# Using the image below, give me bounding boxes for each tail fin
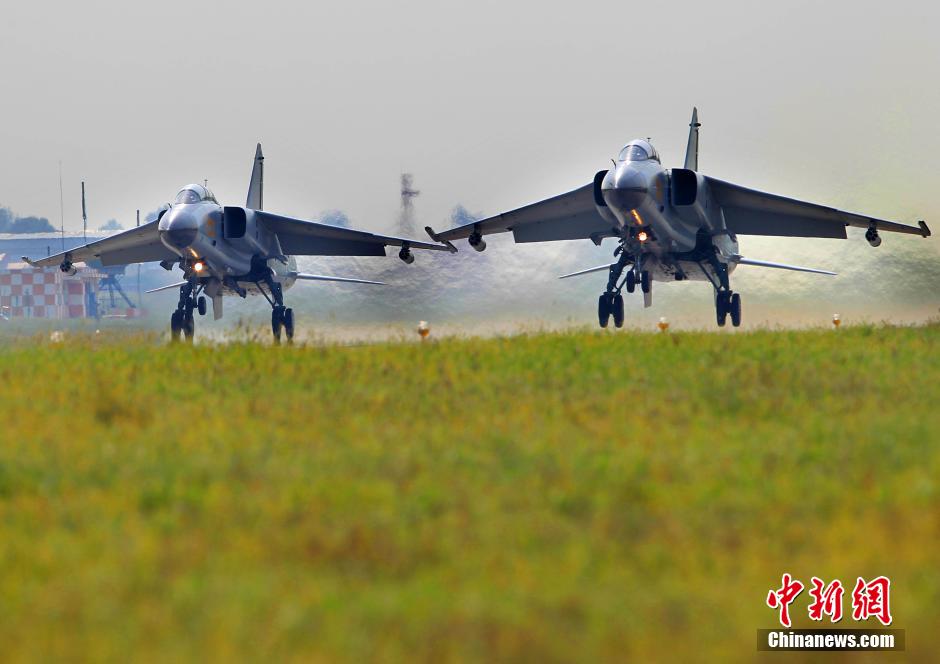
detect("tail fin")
[683,107,700,171]
[246,143,264,210]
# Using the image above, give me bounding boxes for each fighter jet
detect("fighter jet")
[25,145,449,341]
[426,109,931,328]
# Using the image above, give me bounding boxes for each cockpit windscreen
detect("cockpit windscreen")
[618,144,650,162]
[174,184,217,205]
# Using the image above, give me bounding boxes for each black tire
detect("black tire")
[597,294,611,328]
[183,314,195,341]
[283,308,295,342]
[170,310,182,342]
[197,296,207,316]
[730,293,742,328]
[272,306,284,343]
[640,270,651,294]
[612,294,625,328]
[626,270,636,294]
[716,292,728,327]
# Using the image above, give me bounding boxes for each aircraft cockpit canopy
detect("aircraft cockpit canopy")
[618,140,660,164]
[174,184,218,205]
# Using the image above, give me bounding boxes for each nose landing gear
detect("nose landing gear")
[596,250,650,329]
[170,281,199,342]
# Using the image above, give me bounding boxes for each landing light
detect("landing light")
[637,230,649,243]
[193,261,205,273]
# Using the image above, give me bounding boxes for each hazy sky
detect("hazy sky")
[1,0,938,238]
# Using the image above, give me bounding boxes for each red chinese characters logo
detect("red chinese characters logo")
[766,574,892,627]
[766,573,804,628]
[808,577,844,623]
[851,576,893,626]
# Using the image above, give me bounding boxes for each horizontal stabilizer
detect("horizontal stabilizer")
[558,263,614,279]
[146,281,186,293]
[292,273,385,285]
[730,255,836,275]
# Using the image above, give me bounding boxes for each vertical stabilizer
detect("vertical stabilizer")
[683,107,701,171]
[246,143,264,210]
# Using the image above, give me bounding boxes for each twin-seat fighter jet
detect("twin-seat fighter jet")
[427,109,931,327]
[25,145,448,341]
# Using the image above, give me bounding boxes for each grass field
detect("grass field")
[0,324,937,661]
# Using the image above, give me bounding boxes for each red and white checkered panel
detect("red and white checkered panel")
[0,266,93,319]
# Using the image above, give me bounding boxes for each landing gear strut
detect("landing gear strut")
[170,281,198,342]
[705,260,741,328]
[596,248,644,329]
[256,272,295,344]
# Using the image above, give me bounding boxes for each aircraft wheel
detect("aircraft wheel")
[626,270,636,294]
[716,292,729,327]
[197,296,207,316]
[272,306,284,343]
[640,270,651,294]
[283,308,295,342]
[170,310,183,342]
[612,294,625,328]
[183,313,195,341]
[597,294,611,328]
[730,293,742,328]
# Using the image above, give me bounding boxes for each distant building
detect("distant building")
[0,262,103,319]
[0,232,157,320]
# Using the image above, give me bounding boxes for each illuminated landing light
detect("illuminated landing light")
[658,317,670,333]
[631,209,644,226]
[193,261,205,273]
[832,313,841,328]
[637,230,649,243]
[417,320,430,340]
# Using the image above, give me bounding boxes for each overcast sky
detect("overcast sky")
[1,0,938,238]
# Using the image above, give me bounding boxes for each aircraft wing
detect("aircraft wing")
[257,211,451,256]
[428,183,614,244]
[706,177,931,239]
[22,221,177,268]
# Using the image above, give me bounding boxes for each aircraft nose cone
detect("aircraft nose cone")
[603,167,648,211]
[160,210,199,250]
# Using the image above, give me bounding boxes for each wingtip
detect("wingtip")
[425,226,458,253]
[919,220,931,238]
[255,143,264,159]
[21,256,37,267]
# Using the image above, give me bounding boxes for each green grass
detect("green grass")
[0,325,937,662]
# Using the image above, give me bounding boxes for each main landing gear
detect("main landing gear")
[170,281,208,342]
[596,250,651,329]
[706,260,742,328]
[254,272,294,344]
[715,290,742,328]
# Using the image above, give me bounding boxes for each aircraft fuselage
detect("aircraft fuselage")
[598,151,739,283]
[158,199,298,296]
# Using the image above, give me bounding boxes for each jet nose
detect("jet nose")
[603,166,649,211]
[160,210,199,250]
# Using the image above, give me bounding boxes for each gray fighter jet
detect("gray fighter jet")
[25,145,449,341]
[427,109,931,327]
